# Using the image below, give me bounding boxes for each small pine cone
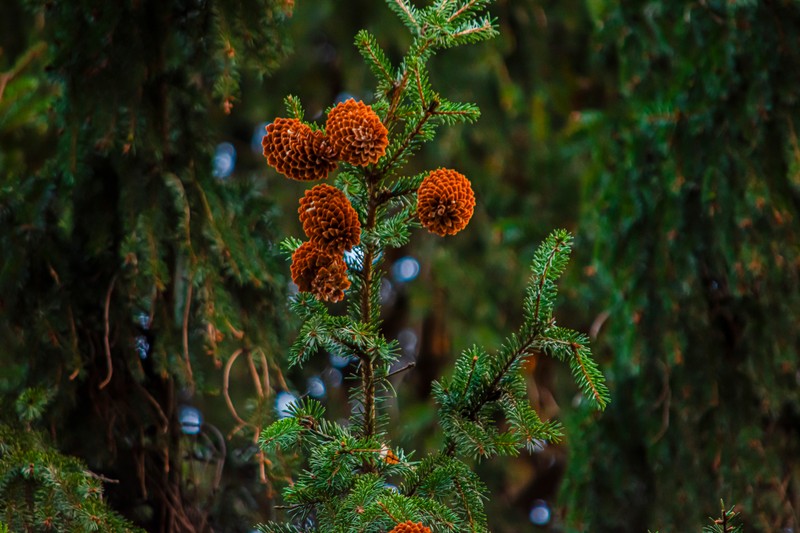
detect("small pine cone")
[386,521,432,533]
[379,444,400,465]
[326,99,389,166]
[290,242,351,303]
[298,184,361,253]
[262,117,337,181]
[417,168,476,236]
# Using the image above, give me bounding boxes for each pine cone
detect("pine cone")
[326,99,389,166]
[379,444,400,465]
[290,242,351,303]
[262,117,337,181]
[298,184,361,253]
[416,168,476,236]
[386,521,432,533]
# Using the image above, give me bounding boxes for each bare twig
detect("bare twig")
[269,357,290,392]
[246,350,264,398]
[589,309,610,339]
[134,381,170,433]
[386,361,416,379]
[202,423,227,492]
[257,349,271,395]
[98,274,118,389]
[181,273,195,394]
[223,349,250,428]
[85,471,120,484]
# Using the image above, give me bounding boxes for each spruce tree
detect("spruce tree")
[1,0,295,530]
[255,2,609,531]
[564,1,800,531]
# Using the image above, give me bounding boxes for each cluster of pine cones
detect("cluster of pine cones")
[262,98,475,302]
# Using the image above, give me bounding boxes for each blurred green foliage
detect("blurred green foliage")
[565,1,800,531]
[1,0,294,530]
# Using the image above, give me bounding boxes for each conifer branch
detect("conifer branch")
[380,101,439,175]
[356,31,395,87]
[568,341,608,410]
[533,232,568,320]
[453,478,476,532]
[383,72,411,131]
[462,332,537,421]
[390,0,420,32]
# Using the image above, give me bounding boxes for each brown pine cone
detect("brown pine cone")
[290,242,350,303]
[325,99,389,166]
[298,184,361,253]
[262,117,337,181]
[379,444,400,465]
[416,168,476,236]
[386,521,432,533]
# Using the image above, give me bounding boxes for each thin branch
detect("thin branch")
[448,0,480,22]
[202,423,227,492]
[98,274,118,390]
[377,186,416,205]
[258,348,271,396]
[453,478,475,531]
[359,35,394,84]
[386,361,416,379]
[377,500,400,523]
[464,332,538,420]
[393,0,419,30]
[413,65,426,107]
[380,101,439,175]
[181,273,195,394]
[193,180,241,278]
[436,0,455,14]
[223,349,250,428]
[246,349,264,398]
[452,22,493,39]
[133,380,170,433]
[383,71,411,132]
[269,358,290,392]
[359,181,379,438]
[85,471,120,484]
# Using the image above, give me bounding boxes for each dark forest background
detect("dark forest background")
[1,0,798,531]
